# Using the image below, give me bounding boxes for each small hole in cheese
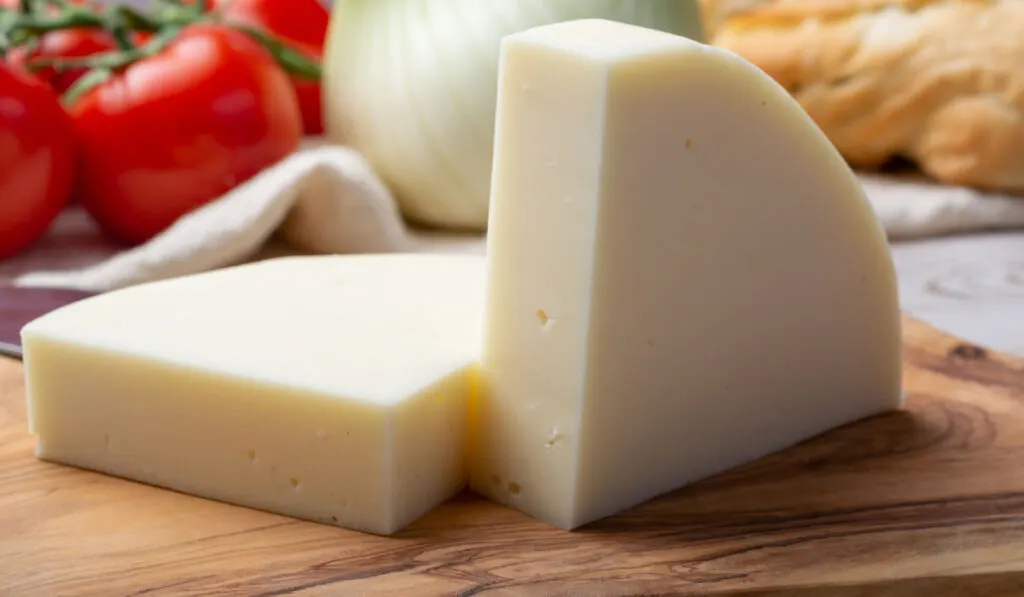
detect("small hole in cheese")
[684,138,693,149]
[102,433,110,447]
[247,450,257,462]
[646,338,654,346]
[507,482,521,495]
[289,477,300,489]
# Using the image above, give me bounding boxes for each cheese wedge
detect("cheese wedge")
[22,254,484,536]
[472,19,903,530]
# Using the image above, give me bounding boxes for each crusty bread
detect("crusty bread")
[703,0,1024,193]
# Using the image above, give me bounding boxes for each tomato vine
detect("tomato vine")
[0,0,321,103]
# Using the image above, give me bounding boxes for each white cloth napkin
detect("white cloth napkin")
[11,140,1024,292]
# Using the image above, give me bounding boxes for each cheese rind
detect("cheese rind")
[22,254,485,536]
[472,19,903,530]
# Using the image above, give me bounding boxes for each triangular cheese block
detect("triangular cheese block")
[472,19,903,530]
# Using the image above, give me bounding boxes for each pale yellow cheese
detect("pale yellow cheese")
[472,19,903,530]
[22,254,485,536]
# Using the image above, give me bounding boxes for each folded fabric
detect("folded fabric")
[859,174,1024,239]
[11,139,1024,293]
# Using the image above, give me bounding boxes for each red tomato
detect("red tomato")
[209,0,328,135]
[0,64,77,259]
[1,0,116,92]
[68,23,302,245]
[210,0,327,48]
[6,29,118,93]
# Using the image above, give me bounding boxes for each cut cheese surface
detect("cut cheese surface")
[22,254,485,536]
[472,19,903,530]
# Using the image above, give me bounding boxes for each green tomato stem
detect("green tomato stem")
[58,25,182,104]
[0,0,322,92]
[61,65,110,105]
[234,23,321,80]
[104,8,136,51]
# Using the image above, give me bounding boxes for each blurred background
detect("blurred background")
[1,0,1022,355]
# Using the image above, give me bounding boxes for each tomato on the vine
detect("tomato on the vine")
[1,0,116,92]
[68,23,302,245]
[205,0,329,135]
[0,63,77,259]
[7,29,117,92]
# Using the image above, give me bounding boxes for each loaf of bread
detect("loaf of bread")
[702,0,1024,193]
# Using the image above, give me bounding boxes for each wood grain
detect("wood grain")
[1,316,1023,596]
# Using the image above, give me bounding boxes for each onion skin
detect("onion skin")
[323,0,705,231]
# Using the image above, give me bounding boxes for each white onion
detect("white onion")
[323,0,705,231]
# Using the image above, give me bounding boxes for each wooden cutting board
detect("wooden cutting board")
[1,316,1023,596]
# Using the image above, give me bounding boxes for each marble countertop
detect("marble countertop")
[893,232,1024,356]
